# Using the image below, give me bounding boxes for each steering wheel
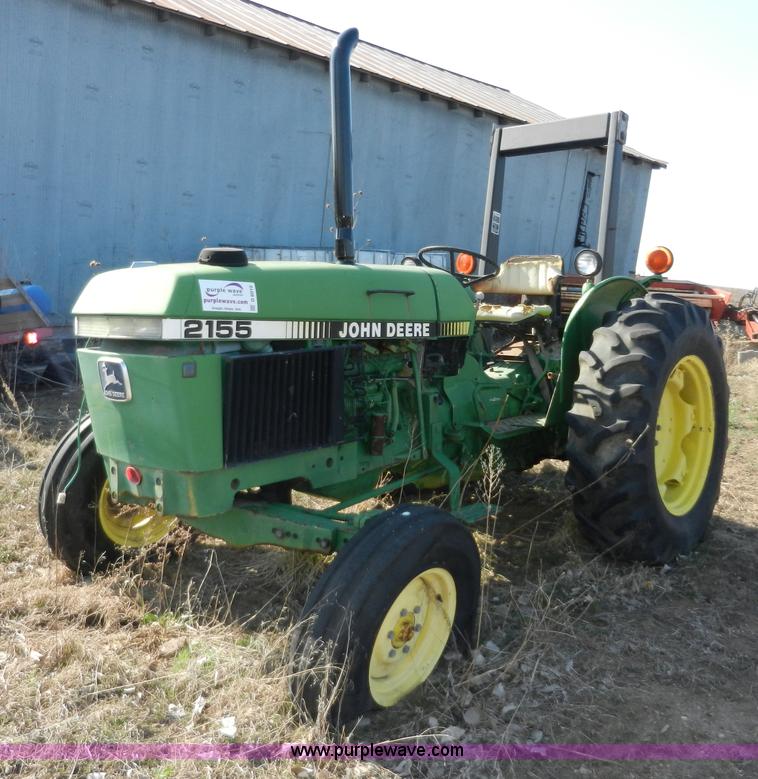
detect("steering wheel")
[404,246,499,286]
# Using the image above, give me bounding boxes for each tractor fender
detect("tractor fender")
[547,275,649,437]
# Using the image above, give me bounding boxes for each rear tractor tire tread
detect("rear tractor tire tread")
[565,292,728,563]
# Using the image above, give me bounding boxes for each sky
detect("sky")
[259,0,757,289]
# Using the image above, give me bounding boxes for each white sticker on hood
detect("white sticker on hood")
[199,279,258,313]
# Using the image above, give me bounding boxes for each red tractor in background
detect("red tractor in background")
[644,247,757,341]
[559,247,757,342]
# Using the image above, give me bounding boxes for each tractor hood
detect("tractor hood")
[73,261,474,339]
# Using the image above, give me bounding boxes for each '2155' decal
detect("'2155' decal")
[183,319,253,339]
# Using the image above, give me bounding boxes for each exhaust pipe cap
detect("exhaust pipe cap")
[197,247,248,267]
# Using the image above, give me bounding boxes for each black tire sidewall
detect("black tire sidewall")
[291,507,480,724]
[345,527,480,716]
[641,324,729,550]
[39,424,120,573]
[566,293,730,563]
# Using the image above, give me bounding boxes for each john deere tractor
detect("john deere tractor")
[39,29,728,724]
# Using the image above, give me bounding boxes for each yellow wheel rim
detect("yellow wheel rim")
[97,484,176,547]
[368,567,456,707]
[655,355,715,516]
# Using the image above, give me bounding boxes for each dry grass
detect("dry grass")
[1,355,757,779]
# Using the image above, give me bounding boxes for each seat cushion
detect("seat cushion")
[475,302,552,323]
[471,255,563,296]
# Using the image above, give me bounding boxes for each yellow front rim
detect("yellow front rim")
[97,484,176,547]
[368,567,456,707]
[654,355,715,516]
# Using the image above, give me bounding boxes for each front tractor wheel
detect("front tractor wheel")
[38,417,176,574]
[566,292,728,563]
[289,505,480,726]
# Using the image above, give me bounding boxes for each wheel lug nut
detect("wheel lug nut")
[387,630,394,639]
[413,606,421,614]
[414,624,421,632]
[400,609,407,617]
[389,649,396,658]
[402,645,410,654]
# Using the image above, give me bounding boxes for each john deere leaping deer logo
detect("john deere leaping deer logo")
[97,358,131,402]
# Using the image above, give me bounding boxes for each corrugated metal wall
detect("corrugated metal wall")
[0,0,652,314]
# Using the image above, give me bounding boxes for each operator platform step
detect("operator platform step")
[487,414,546,434]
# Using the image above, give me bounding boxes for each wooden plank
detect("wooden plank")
[14,281,50,324]
[0,311,43,332]
[0,277,48,334]
[0,292,27,308]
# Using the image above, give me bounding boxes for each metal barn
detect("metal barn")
[1,0,663,313]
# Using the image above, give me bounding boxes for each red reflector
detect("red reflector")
[125,466,142,485]
[23,331,39,346]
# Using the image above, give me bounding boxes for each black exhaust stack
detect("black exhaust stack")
[330,28,359,263]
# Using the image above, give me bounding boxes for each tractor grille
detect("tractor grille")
[222,346,352,465]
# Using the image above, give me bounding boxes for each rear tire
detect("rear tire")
[565,292,728,563]
[289,505,480,726]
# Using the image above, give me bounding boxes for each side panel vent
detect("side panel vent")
[222,346,352,466]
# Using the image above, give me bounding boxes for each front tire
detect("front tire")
[39,417,175,574]
[565,292,728,563]
[289,505,480,725]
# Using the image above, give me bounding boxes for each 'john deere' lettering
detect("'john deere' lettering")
[335,321,431,339]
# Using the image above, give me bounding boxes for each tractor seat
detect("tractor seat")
[475,302,552,324]
[471,255,563,296]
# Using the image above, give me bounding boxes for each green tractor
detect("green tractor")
[39,29,727,724]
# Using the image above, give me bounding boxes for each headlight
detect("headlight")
[75,315,163,340]
[573,249,603,277]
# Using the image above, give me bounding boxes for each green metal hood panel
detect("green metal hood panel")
[73,261,474,323]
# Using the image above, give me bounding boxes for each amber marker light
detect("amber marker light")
[646,246,674,275]
[455,252,475,275]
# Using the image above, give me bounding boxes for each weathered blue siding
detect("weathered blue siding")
[0,0,652,313]
[501,148,651,271]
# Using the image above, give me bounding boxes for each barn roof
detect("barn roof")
[127,0,665,167]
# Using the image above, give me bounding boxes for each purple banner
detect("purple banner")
[0,743,757,762]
